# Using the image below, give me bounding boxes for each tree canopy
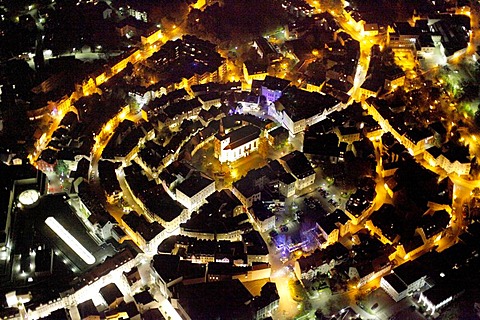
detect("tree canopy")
[186,0,288,43]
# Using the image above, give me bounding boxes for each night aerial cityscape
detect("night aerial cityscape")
[3,0,480,319]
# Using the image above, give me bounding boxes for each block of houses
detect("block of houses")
[253,37,281,62]
[280,151,316,191]
[275,86,339,135]
[294,242,349,281]
[348,234,394,288]
[123,267,143,293]
[243,60,268,84]
[384,67,405,91]
[244,230,270,265]
[260,76,291,103]
[250,201,276,232]
[423,141,471,176]
[317,209,350,247]
[104,301,141,320]
[278,172,296,197]
[267,126,289,147]
[334,126,362,144]
[394,234,425,260]
[348,255,391,288]
[175,174,216,211]
[363,23,379,36]
[427,122,447,147]
[365,204,402,245]
[345,189,375,225]
[198,91,222,110]
[173,279,255,319]
[303,132,344,163]
[402,127,434,156]
[359,76,383,98]
[232,176,262,208]
[133,290,159,313]
[116,16,149,38]
[416,209,450,244]
[251,282,280,319]
[121,211,166,253]
[151,254,183,299]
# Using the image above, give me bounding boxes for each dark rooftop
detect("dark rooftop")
[277,86,339,122]
[99,283,123,306]
[261,76,291,91]
[281,150,315,179]
[122,211,165,241]
[176,174,214,198]
[175,279,253,320]
[383,272,407,293]
[219,125,262,150]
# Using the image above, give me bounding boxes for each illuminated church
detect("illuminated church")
[214,120,261,163]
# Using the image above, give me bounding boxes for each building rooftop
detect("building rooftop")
[152,254,181,284]
[77,299,99,319]
[175,279,253,320]
[219,125,262,151]
[99,283,123,306]
[123,211,165,241]
[176,174,214,198]
[244,60,268,75]
[320,209,350,234]
[422,274,465,305]
[142,308,166,320]
[383,272,407,293]
[261,76,291,91]
[251,201,275,222]
[243,230,269,256]
[392,259,427,286]
[277,86,339,122]
[281,150,315,179]
[419,210,450,239]
[369,204,403,242]
[428,141,471,164]
[133,290,155,305]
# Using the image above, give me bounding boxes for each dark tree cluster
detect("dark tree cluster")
[0,17,37,59]
[149,0,194,25]
[350,0,437,25]
[186,0,288,44]
[43,1,122,55]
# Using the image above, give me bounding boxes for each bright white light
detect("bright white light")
[45,217,95,265]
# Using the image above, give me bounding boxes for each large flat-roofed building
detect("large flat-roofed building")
[214,124,262,163]
[381,272,408,302]
[0,163,45,262]
[380,258,428,302]
[419,276,465,315]
[175,174,216,211]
